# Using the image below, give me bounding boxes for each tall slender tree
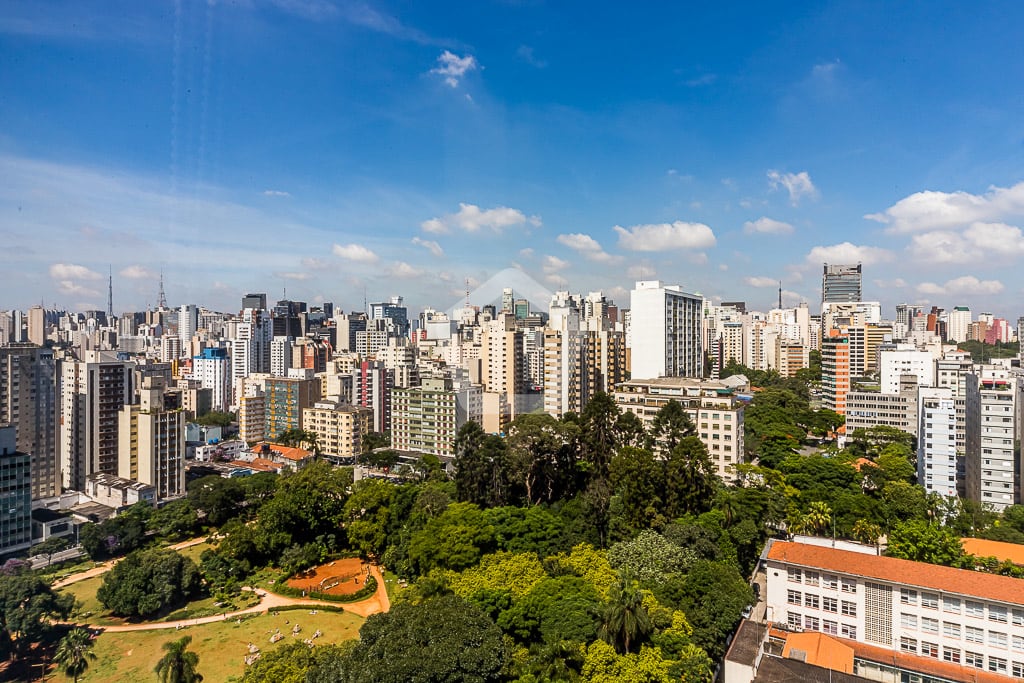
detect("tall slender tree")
[598,576,653,654]
[155,635,203,683]
[54,628,96,683]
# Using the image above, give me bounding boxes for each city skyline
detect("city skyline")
[3,2,1024,317]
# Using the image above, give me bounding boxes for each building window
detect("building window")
[943,647,961,664]
[804,571,819,587]
[1012,635,1024,652]
[1012,608,1024,626]
[965,651,984,669]
[1012,661,1024,678]
[966,600,984,618]
[921,641,939,658]
[787,590,801,605]
[943,596,961,614]
[822,619,838,635]
[841,600,856,617]
[989,656,1008,674]
[804,594,819,609]
[788,612,801,629]
[805,615,819,631]
[823,574,838,590]
[823,597,838,613]
[943,621,961,639]
[841,624,857,639]
[990,631,1008,649]
[841,578,856,593]
[900,613,917,629]
[921,617,939,634]
[990,605,1008,623]
[899,637,917,653]
[966,626,984,643]
[900,588,917,605]
[921,593,938,609]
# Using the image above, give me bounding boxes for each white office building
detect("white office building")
[629,281,703,380]
[917,386,958,499]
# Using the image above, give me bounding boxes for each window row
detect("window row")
[788,569,854,592]
[786,611,857,640]
[787,591,856,616]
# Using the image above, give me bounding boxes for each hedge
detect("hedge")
[271,603,347,614]
[269,575,378,603]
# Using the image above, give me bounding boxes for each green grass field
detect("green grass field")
[59,609,364,682]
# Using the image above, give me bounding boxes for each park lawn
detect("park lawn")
[72,609,364,683]
[61,576,126,627]
[174,540,214,563]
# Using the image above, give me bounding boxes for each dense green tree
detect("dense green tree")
[406,502,496,575]
[580,392,620,481]
[454,422,518,506]
[31,535,70,566]
[609,447,663,531]
[615,410,648,450]
[485,505,569,557]
[242,641,351,683]
[54,628,96,683]
[361,431,391,453]
[500,575,602,645]
[507,413,582,505]
[155,635,203,683]
[79,502,151,559]
[253,460,351,556]
[887,519,967,567]
[0,569,74,661]
[187,475,245,527]
[316,595,508,683]
[663,437,718,518]
[149,499,200,540]
[607,530,695,583]
[645,400,696,456]
[343,478,395,558]
[677,560,752,659]
[97,548,201,618]
[582,640,672,682]
[194,410,233,427]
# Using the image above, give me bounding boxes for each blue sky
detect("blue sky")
[3,1,1024,319]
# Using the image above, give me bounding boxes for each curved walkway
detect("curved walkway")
[73,564,391,633]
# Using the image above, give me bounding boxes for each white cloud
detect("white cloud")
[743,217,795,235]
[422,203,539,234]
[908,222,1024,264]
[518,248,534,259]
[119,265,155,280]
[916,276,1004,296]
[744,276,779,288]
[865,181,1024,233]
[50,263,102,280]
[613,221,716,251]
[301,257,331,270]
[556,233,619,263]
[332,243,379,263]
[389,262,425,279]
[517,45,547,68]
[804,242,894,266]
[543,255,569,274]
[262,189,291,197]
[718,264,728,271]
[411,237,444,257]
[275,271,313,281]
[56,280,99,297]
[430,51,479,87]
[545,273,568,287]
[874,278,908,289]
[767,170,819,205]
[626,265,656,279]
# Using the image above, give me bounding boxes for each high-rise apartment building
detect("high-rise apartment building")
[629,281,703,380]
[118,381,185,500]
[264,374,320,441]
[917,386,957,499]
[353,360,392,434]
[965,368,1019,511]
[821,335,851,417]
[59,351,132,491]
[242,293,267,311]
[947,306,971,343]
[237,390,266,445]
[0,426,32,554]
[821,263,862,307]
[391,377,482,460]
[302,401,372,462]
[27,306,46,346]
[879,348,934,394]
[191,347,231,412]
[178,304,198,351]
[0,344,58,499]
[482,314,525,416]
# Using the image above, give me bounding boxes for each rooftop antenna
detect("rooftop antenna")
[107,266,114,320]
[157,269,167,309]
[465,278,471,308]
[778,280,783,310]
[363,286,368,315]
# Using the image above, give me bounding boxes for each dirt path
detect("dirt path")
[77,564,392,633]
[52,537,209,590]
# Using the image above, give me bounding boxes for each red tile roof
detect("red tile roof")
[767,540,1024,605]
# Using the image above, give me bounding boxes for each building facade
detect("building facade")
[0,344,58,499]
[629,281,703,380]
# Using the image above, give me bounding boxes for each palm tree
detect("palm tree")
[54,628,96,683]
[804,501,833,536]
[155,635,203,683]
[598,577,653,654]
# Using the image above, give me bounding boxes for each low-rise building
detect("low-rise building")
[302,401,373,463]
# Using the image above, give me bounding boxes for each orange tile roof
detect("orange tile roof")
[782,632,854,673]
[961,537,1024,566]
[262,443,313,461]
[230,458,280,472]
[767,540,1024,605]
